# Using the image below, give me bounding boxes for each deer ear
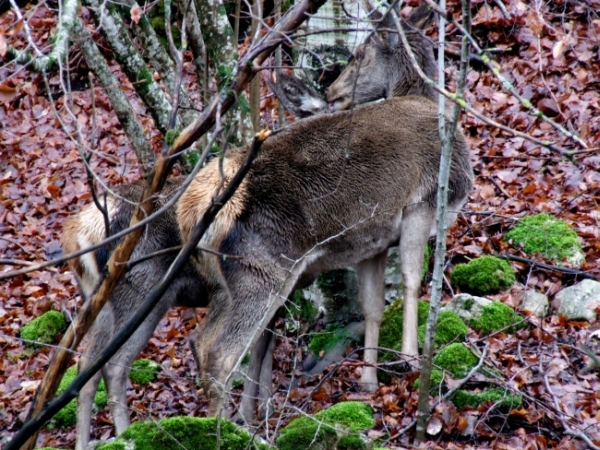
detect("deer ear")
[407,5,435,31]
[267,72,327,118]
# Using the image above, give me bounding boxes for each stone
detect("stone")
[555,279,600,322]
[521,291,549,317]
[441,293,493,324]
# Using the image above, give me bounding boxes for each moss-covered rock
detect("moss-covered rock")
[96,416,268,450]
[450,256,516,296]
[309,324,350,354]
[288,289,319,322]
[379,300,430,351]
[506,213,583,265]
[50,366,107,429]
[277,402,375,450]
[432,343,478,378]
[316,401,375,431]
[20,311,67,347]
[451,387,522,411]
[417,310,468,347]
[470,302,524,335]
[129,359,161,385]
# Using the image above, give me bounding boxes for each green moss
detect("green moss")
[165,129,180,145]
[315,402,374,431]
[470,302,524,335]
[277,402,374,450]
[316,270,349,299]
[277,416,337,450]
[506,213,582,261]
[450,256,516,296]
[309,323,356,354]
[433,343,478,378]
[417,310,468,347]
[288,290,318,322]
[377,300,430,382]
[129,358,161,385]
[451,387,522,410]
[98,416,267,450]
[413,368,444,391]
[94,443,126,450]
[379,300,430,351]
[422,242,433,279]
[337,434,367,450]
[20,311,67,347]
[50,366,107,429]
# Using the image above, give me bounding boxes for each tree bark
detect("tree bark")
[83,0,175,134]
[72,19,155,167]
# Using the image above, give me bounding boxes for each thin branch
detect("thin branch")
[500,253,597,280]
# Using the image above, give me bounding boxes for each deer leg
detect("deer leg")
[237,316,276,424]
[356,250,388,392]
[199,262,295,416]
[399,207,434,364]
[257,325,276,419]
[76,355,103,450]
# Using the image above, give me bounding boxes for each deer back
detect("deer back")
[178,96,472,274]
[61,177,204,307]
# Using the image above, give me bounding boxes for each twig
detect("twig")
[0,259,36,267]
[499,253,597,280]
[122,245,242,269]
[544,375,600,450]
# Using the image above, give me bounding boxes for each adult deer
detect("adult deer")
[236,4,445,416]
[179,94,472,420]
[61,178,209,450]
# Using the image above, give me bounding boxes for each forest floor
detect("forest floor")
[1,0,600,449]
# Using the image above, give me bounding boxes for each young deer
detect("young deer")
[61,178,209,450]
[270,5,436,117]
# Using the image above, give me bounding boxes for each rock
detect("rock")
[521,291,549,317]
[441,293,493,324]
[555,279,600,322]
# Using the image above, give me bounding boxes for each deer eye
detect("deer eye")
[355,50,365,61]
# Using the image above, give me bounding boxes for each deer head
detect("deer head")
[326,4,436,111]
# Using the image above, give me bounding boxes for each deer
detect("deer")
[178,2,472,415]
[62,176,316,448]
[61,177,211,450]
[234,3,446,419]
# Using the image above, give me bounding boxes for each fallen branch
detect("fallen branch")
[500,253,598,281]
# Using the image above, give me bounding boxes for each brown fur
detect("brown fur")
[177,96,473,416]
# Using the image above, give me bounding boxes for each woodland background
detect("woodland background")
[1,0,600,448]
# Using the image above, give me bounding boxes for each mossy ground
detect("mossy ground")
[451,387,522,410]
[97,416,268,450]
[450,256,516,296]
[470,301,524,335]
[506,213,582,261]
[129,358,161,385]
[277,402,374,450]
[50,366,107,429]
[288,289,319,323]
[20,310,67,347]
[417,310,468,347]
[432,343,479,378]
[308,323,357,354]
